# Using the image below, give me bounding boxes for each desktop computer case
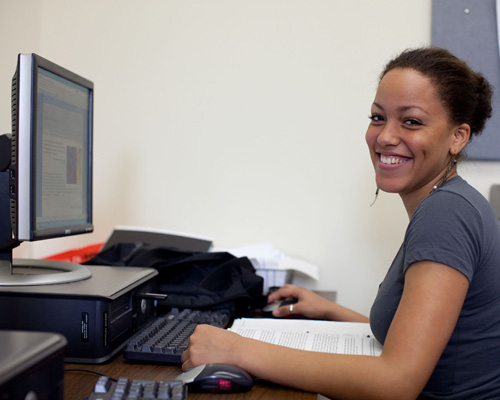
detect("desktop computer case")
[0,265,158,363]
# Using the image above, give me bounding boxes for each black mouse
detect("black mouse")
[175,363,254,393]
[262,298,298,317]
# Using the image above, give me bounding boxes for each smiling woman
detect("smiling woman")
[182,47,500,400]
[366,67,467,216]
[366,47,493,217]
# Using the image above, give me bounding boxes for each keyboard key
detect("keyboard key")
[94,376,112,393]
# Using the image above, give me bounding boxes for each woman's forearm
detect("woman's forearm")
[326,301,369,322]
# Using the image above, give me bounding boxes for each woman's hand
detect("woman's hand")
[181,325,245,371]
[267,284,335,320]
[268,284,368,322]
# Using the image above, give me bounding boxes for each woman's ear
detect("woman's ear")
[452,123,471,154]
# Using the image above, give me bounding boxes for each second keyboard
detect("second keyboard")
[123,308,231,364]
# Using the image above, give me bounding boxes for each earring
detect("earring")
[370,187,380,207]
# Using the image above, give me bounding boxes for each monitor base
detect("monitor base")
[0,258,92,286]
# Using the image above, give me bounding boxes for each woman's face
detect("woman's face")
[365,68,459,203]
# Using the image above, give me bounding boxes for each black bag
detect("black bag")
[86,242,265,317]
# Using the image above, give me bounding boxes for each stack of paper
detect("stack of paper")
[229,318,382,356]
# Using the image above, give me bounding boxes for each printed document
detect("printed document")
[229,318,382,356]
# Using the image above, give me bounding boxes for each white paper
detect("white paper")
[229,318,382,356]
[278,255,319,280]
[212,242,319,280]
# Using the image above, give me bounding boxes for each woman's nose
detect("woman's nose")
[376,122,400,146]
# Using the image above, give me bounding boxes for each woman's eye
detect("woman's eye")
[404,118,422,126]
[369,114,384,123]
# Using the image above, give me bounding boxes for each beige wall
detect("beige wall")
[1,0,498,315]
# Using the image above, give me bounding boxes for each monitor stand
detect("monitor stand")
[0,171,92,286]
[0,259,92,286]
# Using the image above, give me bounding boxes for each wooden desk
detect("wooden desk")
[64,292,337,400]
[64,355,318,400]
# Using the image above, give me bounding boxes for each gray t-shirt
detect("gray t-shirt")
[370,176,500,399]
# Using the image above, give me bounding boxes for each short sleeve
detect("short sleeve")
[403,191,482,282]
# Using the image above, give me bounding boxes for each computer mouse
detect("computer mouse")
[262,298,298,315]
[175,363,254,393]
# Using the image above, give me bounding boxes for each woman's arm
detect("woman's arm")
[182,261,469,400]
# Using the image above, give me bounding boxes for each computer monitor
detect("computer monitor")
[0,53,94,285]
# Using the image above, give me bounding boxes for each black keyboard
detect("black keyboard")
[123,308,232,364]
[86,376,187,399]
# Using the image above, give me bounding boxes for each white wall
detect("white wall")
[1,0,499,315]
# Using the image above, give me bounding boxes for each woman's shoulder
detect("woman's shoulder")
[421,176,491,215]
[409,176,498,239]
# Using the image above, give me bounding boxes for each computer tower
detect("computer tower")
[0,265,158,363]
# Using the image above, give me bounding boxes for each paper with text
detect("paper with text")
[229,318,382,356]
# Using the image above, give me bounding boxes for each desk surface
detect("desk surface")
[64,291,336,400]
[64,356,318,400]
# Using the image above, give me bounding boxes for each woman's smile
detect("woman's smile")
[379,154,411,166]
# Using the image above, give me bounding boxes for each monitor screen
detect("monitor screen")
[11,53,93,241]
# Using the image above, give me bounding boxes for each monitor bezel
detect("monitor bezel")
[12,53,94,242]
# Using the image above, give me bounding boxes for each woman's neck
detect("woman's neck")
[401,171,458,218]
